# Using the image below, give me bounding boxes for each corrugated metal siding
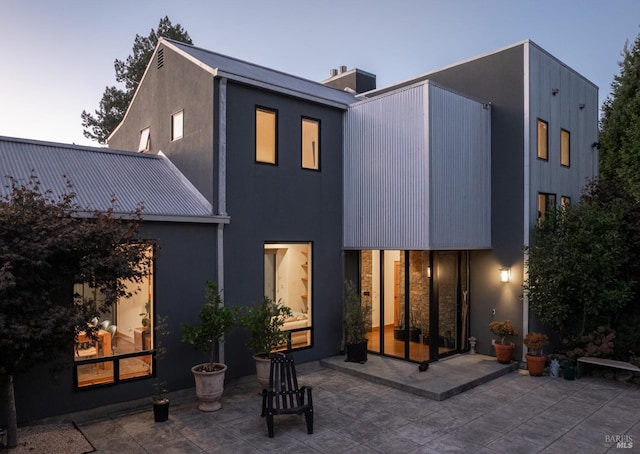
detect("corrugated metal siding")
[429,84,491,249]
[344,81,491,249]
[0,137,213,217]
[528,45,598,226]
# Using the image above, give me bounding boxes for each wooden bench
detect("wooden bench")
[577,357,640,379]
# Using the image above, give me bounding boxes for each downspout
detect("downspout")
[522,43,531,362]
[217,77,228,363]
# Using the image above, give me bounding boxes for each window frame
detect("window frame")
[301,117,320,171]
[255,107,278,165]
[537,192,556,225]
[537,119,549,161]
[263,241,313,351]
[72,244,158,390]
[171,110,184,141]
[138,127,150,152]
[561,128,570,167]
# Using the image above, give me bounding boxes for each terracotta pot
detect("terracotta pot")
[493,342,514,363]
[526,354,547,376]
[191,363,227,412]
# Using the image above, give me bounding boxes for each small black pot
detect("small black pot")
[345,340,368,363]
[153,398,170,422]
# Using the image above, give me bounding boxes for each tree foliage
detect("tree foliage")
[599,31,640,197]
[81,16,192,144]
[524,178,640,344]
[0,175,150,447]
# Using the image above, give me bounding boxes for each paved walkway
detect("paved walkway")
[75,359,640,453]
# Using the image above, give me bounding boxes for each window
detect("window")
[537,119,548,160]
[73,246,155,388]
[256,108,277,164]
[301,118,320,170]
[537,192,556,224]
[561,196,571,207]
[138,127,150,152]
[171,110,183,141]
[264,242,312,349]
[561,129,570,167]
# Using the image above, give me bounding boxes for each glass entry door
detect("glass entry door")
[361,250,467,363]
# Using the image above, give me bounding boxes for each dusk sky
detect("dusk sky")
[1,0,639,147]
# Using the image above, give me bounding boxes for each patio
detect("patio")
[31,354,634,453]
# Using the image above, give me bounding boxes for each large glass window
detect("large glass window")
[264,242,311,348]
[561,129,570,167]
[537,119,548,160]
[73,246,154,388]
[256,108,277,164]
[301,118,320,170]
[138,127,150,152]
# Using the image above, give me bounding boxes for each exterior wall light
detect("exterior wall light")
[427,266,431,278]
[500,267,510,283]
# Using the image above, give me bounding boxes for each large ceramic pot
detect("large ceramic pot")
[345,340,368,363]
[192,363,227,412]
[525,354,547,376]
[493,342,514,364]
[254,354,271,390]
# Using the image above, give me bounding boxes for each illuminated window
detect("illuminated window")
[301,118,320,170]
[561,129,570,167]
[256,108,277,164]
[264,242,312,349]
[171,110,183,141]
[138,127,150,152]
[537,119,548,160]
[561,196,571,207]
[73,246,154,388]
[537,192,556,224]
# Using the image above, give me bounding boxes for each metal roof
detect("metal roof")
[164,39,357,108]
[0,136,222,223]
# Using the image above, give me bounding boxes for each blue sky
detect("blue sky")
[1,0,638,146]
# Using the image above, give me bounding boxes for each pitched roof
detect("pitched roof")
[163,38,357,108]
[0,136,225,223]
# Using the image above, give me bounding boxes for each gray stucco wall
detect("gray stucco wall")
[221,82,345,378]
[7,221,218,423]
[108,44,216,204]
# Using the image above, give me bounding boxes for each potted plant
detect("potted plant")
[343,281,371,363]
[181,281,234,412]
[523,331,549,376]
[238,296,291,389]
[489,320,518,363]
[151,314,169,422]
[139,300,152,350]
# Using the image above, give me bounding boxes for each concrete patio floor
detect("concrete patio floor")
[67,354,640,453]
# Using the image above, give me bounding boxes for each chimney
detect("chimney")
[321,67,376,94]
[330,68,338,77]
[339,65,347,74]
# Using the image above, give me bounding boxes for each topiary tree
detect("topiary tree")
[0,174,150,448]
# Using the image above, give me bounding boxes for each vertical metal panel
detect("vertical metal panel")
[528,45,598,227]
[344,81,491,250]
[428,83,491,249]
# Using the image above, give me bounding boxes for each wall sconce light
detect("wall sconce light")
[427,266,432,278]
[500,267,510,283]
[552,88,559,96]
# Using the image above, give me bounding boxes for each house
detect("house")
[2,38,597,422]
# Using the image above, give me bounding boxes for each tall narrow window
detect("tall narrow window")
[138,127,150,152]
[561,129,570,167]
[537,119,548,160]
[256,108,277,164]
[171,110,183,141]
[264,242,312,349]
[301,118,320,170]
[537,192,556,224]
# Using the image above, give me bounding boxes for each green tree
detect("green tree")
[0,175,150,448]
[81,16,192,144]
[599,31,640,197]
[524,179,640,344]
